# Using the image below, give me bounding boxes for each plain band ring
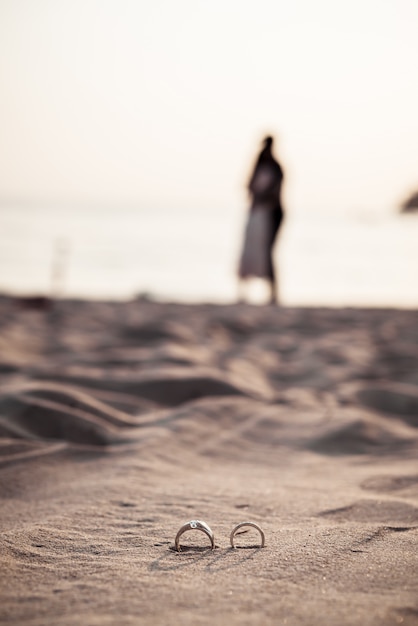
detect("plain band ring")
[230,522,265,548]
[175,520,215,552]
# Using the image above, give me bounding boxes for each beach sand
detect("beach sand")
[0,295,417,625]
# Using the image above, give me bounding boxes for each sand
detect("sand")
[0,295,417,625]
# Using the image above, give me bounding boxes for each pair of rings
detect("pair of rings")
[174,519,265,552]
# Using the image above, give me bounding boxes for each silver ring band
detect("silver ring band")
[230,521,265,548]
[175,520,215,552]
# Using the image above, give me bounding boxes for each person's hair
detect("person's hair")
[256,136,274,166]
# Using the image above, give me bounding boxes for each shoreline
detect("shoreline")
[2,290,418,310]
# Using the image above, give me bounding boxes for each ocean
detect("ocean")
[0,204,417,307]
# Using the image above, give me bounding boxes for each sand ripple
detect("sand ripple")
[0,300,417,462]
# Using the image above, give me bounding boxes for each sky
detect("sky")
[1,0,418,213]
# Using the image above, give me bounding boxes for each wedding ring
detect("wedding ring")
[230,521,265,548]
[174,520,215,552]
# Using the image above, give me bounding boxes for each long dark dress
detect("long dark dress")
[238,156,284,280]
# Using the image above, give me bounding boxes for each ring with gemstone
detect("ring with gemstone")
[174,520,215,552]
[230,521,265,548]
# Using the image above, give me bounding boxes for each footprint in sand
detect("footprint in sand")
[0,390,133,446]
[308,415,415,455]
[33,373,247,407]
[361,474,418,496]
[390,607,418,626]
[357,383,418,427]
[0,440,67,469]
[318,499,418,525]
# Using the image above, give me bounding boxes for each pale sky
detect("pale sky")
[1,0,418,213]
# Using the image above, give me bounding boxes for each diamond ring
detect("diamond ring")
[230,521,265,548]
[174,520,215,552]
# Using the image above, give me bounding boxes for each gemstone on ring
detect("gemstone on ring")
[174,519,215,552]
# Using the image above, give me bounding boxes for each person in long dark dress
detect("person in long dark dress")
[238,135,284,304]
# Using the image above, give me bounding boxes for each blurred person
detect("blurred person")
[238,135,285,304]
